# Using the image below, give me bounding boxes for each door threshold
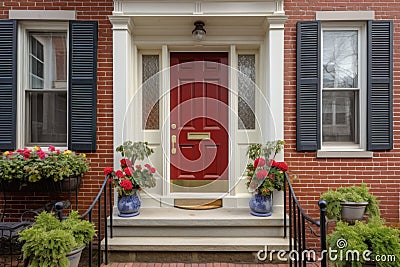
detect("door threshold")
[174,199,222,210]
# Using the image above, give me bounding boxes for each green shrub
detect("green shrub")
[19,211,96,267]
[327,217,400,267]
[321,184,380,220]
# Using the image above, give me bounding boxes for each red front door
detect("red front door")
[170,52,228,188]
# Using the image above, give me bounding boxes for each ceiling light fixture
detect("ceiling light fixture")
[192,21,206,41]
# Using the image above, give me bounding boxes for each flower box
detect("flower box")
[0,175,82,193]
[0,146,88,193]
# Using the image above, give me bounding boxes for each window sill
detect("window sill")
[316,150,373,158]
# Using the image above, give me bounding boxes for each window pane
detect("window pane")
[27,91,67,144]
[142,55,160,130]
[29,32,67,90]
[238,55,256,129]
[323,30,358,88]
[322,90,359,143]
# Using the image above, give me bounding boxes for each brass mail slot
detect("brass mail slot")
[187,132,210,140]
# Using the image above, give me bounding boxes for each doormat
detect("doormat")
[174,199,222,210]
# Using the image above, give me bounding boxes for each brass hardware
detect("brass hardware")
[171,123,177,129]
[187,132,210,140]
[171,135,177,154]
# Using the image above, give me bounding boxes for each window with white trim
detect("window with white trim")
[26,31,68,146]
[296,20,393,153]
[321,26,363,148]
[0,20,98,151]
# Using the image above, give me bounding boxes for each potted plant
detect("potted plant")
[0,146,89,192]
[19,210,96,267]
[104,141,156,217]
[321,184,380,222]
[327,217,400,267]
[245,140,288,217]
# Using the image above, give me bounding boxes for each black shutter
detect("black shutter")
[0,20,17,151]
[296,21,321,151]
[367,21,393,150]
[68,21,98,152]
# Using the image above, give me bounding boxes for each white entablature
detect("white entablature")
[113,0,285,17]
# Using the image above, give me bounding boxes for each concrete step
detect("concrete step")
[108,208,284,237]
[108,208,288,237]
[103,236,289,251]
[101,236,290,263]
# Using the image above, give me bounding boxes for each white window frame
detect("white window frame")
[320,22,367,152]
[17,21,69,149]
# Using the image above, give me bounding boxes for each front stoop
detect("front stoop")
[101,208,289,263]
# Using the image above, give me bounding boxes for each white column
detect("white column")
[109,16,135,166]
[265,16,287,212]
[264,16,287,150]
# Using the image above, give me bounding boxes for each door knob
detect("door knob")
[171,123,177,129]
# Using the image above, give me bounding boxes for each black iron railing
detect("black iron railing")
[283,173,327,267]
[55,175,113,267]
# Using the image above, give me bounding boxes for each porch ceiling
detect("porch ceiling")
[130,16,268,37]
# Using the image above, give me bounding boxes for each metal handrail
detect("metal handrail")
[55,175,113,267]
[283,173,327,267]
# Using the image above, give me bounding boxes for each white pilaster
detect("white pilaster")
[110,16,134,166]
[264,16,287,147]
[264,16,287,212]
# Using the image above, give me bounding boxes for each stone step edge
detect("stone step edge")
[101,236,290,252]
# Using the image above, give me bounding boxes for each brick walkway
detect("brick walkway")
[101,263,324,267]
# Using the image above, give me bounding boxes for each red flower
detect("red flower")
[120,158,133,168]
[38,152,46,160]
[104,167,113,175]
[275,162,288,172]
[48,146,56,152]
[256,169,268,179]
[124,167,133,176]
[268,159,277,167]
[149,167,156,174]
[115,170,124,178]
[120,159,127,167]
[253,157,266,168]
[120,179,133,191]
[135,165,142,170]
[144,163,151,168]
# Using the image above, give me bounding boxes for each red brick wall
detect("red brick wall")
[284,0,400,224]
[1,1,398,226]
[0,0,114,219]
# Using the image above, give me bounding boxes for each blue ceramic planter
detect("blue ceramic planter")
[117,191,141,217]
[249,192,273,217]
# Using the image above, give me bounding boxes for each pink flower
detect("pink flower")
[48,146,56,152]
[124,167,133,176]
[115,170,124,178]
[135,165,142,170]
[149,167,156,174]
[104,167,113,175]
[144,163,151,168]
[253,157,266,168]
[256,169,268,179]
[56,149,61,154]
[120,179,133,191]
